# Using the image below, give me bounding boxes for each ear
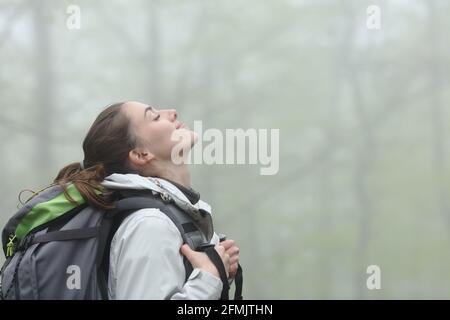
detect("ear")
[128,148,155,169]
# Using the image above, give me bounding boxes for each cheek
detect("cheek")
[152,123,174,143]
[139,124,174,154]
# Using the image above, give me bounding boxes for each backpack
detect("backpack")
[0,184,243,300]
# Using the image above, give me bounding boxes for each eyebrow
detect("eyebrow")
[144,105,156,118]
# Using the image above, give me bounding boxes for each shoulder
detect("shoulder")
[108,208,187,299]
[112,208,182,246]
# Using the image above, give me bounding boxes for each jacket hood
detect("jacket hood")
[101,174,214,240]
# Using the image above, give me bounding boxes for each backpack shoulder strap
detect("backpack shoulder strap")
[113,196,206,249]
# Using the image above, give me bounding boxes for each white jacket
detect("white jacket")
[101,174,223,300]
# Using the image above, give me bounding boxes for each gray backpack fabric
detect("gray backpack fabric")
[0,184,242,300]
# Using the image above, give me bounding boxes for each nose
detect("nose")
[168,109,177,122]
[160,108,178,122]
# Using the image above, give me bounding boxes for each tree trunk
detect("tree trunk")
[147,0,161,105]
[32,0,54,177]
[342,0,377,299]
[427,1,450,233]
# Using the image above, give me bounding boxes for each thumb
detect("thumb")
[180,244,195,259]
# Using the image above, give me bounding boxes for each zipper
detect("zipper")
[6,235,17,257]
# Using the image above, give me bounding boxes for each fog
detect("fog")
[1,0,449,299]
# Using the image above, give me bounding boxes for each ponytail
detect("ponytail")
[52,102,133,211]
[54,162,115,211]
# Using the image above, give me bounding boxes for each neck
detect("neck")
[156,162,191,189]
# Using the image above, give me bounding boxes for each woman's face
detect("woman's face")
[123,101,198,163]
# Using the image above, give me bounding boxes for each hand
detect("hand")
[220,239,240,279]
[181,244,230,279]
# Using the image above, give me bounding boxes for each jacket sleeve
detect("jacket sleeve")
[108,208,223,300]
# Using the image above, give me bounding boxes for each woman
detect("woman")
[55,101,240,299]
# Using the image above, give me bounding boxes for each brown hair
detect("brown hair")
[54,102,137,210]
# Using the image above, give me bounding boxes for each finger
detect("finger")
[216,244,225,254]
[229,255,239,265]
[226,246,240,256]
[220,239,235,250]
[229,263,238,276]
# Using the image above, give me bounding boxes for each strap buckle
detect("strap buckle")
[196,243,215,252]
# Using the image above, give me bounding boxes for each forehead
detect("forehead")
[122,101,150,122]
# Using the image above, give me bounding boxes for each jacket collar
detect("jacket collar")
[164,179,201,205]
[101,173,212,215]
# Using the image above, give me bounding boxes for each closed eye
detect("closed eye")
[154,113,160,121]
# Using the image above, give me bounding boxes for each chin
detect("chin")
[174,129,198,151]
[180,128,198,146]
[191,131,199,146]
